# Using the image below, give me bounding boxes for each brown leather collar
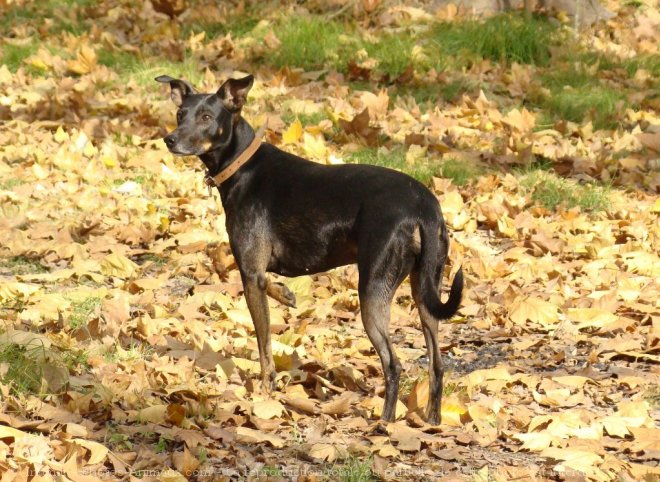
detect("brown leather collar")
[204,124,266,188]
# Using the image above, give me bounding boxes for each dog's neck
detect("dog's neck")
[199,117,255,178]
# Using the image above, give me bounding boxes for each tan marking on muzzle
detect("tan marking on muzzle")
[201,140,213,151]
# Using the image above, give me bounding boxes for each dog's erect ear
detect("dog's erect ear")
[217,75,254,113]
[155,75,197,107]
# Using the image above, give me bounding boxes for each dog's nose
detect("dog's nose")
[164,134,176,148]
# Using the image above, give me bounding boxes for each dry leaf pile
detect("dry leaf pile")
[0,0,658,480]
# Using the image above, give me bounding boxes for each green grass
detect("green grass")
[0,178,24,190]
[282,111,329,127]
[536,60,632,129]
[0,42,39,72]
[541,63,595,91]
[0,256,48,275]
[620,53,660,78]
[347,148,481,186]
[332,455,376,482]
[442,379,468,398]
[98,50,204,88]
[0,342,44,395]
[393,84,441,107]
[363,33,416,78]
[392,78,476,107]
[399,372,423,400]
[430,13,557,67]
[644,383,660,409]
[347,147,440,185]
[0,0,93,35]
[544,86,627,130]
[61,348,90,373]
[104,342,155,364]
[270,16,347,71]
[438,158,482,186]
[68,296,101,329]
[183,15,259,39]
[256,12,558,81]
[521,170,610,212]
[267,16,418,76]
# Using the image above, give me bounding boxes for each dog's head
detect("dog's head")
[155,75,253,156]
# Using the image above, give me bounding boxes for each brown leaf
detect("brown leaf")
[347,61,371,81]
[339,108,380,146]
[152,0,187,17]
[166,403,186,426]
[172,447,200,477]
[283,396,320,415]
[235,427,285,448]
[321,391,358,415]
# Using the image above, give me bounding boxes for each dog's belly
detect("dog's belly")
[268,224,358,277]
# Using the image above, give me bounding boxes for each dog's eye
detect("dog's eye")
[202,114,213,122]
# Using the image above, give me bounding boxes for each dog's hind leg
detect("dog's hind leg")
[410,221,463,425]
[358,223,416,422]
[411,272,443,425]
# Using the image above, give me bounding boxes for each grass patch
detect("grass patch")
[620,53,660,78]
[0,342,44,395]
[443,380,467,397]
[69,297,101,329]
[135,253,168,267]
[394,84,440,107]
[544,85,627,130]
[439,78,474,103]
[99,50,204,88]
[399,372,424,400]
[0,256,48,275]
[282,111,328,127]
[0,178,24,190]
[61,348,90,373]
[184,15,259,39]
[393,78,476,107]
[333,455,376,482]
[430,13,557,67]
[270,16,347,71]
[347,147,441,185]
[363,33,416,78]
[0,42,39,72]
[438,158,482,186]
[105,342,155,364]
[0,0,92,36]
[521,170,610,212]
[535,55,640,129]
[541,62,595,90]
[644,383,660,409]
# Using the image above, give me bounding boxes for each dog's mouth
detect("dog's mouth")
[165,143,205,156]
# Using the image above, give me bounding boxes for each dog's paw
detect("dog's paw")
[267,282,297,308]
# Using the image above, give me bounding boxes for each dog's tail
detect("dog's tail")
[415,221,463,320]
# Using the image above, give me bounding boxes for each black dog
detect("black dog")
[156,74,463,424]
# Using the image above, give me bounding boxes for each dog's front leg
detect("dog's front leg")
[242,270,276,388]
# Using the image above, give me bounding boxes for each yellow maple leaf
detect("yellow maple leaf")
[66,44,97,75]
[302,132,327,161]
[282,118,303,144]
[100,253,138,278]
[509,296,559,327]
[441,397,469,427]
